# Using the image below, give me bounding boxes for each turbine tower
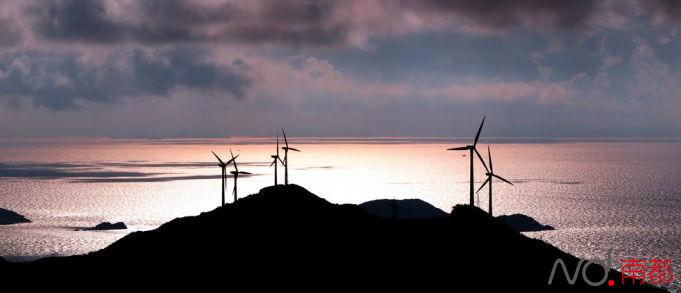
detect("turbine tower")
[211,151,237,206]
[269,133,283,185]
[476,146,514,216]
[281,129,300,185]
[229,149,251,203]
[447,116,489,206]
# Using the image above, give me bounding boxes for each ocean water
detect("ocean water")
[0,137,679,289]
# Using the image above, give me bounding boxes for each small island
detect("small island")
[0,208,31,225]
[360,198,448,219]
[85,221,127,231]
[496,213,555,232]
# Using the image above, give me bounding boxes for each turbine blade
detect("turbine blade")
[270,160,275,167]
[240,171,252,175]
[474,116,485,146]
[282,128,289,147]
[447,146,469,151]
[229,149,239,172]
[226,154,239,165]
[493,174,514,186]
[288,147,301,152]
[276,133,280,155]
[488,145,493,172]
[211,151,225,165]
[476,178,490,194]
[278,157,286,166]
[474,148,489,173]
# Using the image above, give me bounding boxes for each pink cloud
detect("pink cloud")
[243,54,577,107]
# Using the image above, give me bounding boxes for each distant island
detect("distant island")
[0,185,666,291]
[0,208,30,225]
[359,198,449,219]
[84,221,127,231]
[359,199,555,233]
[497,213,555,232]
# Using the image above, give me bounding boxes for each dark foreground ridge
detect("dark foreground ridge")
[0,208,31,225]
[0,185,667,291]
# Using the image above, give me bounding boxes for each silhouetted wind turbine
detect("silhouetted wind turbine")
[212,151,237,206]
[281,129,300,185]
[476,146,514,216]
[447,116,489,206]
[229,149,251,203]
[269,133,283,185]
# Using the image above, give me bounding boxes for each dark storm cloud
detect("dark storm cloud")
[0,18,22,47]
[27,0,122,42]
[227,0,347,46]
[404,0,596,30]
[0,48,252,110]
[27,0,235,44]
[640,0,681,23]
[25,0,347,46]
[130,49,251,97]
[21,0,611,47]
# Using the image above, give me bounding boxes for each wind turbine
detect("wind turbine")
[447,116,489,206]
[281,129,300,185]
[269,133,283,185]
[476,146,514,216]
[211,151,237,206]
[229,149,251,203]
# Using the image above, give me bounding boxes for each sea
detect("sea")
[1,137,679,290]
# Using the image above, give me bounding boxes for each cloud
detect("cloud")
[0,161,261,182]
[0,162,157,179]
[530,39,562,80]
[14,0,671,49]
[427,81,574,105]
[0,18,21,47]
[27,0,124,43]
[2,0,677,55]
[640,0,681,25]
[401,0,596,32]
[629,37,681,116]
[24,0,348,47]
[71,174,256,183]
[251,55,576,107]
[0,47,252,109]
[0,1,678,137]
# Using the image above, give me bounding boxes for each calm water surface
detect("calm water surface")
[0,137,679,289]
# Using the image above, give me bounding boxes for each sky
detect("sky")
[0,0,679,138]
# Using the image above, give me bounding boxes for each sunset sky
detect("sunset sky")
[0,0,679,138]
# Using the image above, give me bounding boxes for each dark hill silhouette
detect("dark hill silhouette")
[0,185,667,291]
[497,213,555,232]
[0,208,30,225]
[360,199,448,219]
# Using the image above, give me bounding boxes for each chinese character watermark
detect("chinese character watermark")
[549,252,676,291]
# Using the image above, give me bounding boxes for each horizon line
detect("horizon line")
[0,136,679,142]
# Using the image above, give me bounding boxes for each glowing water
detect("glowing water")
[0,137,679,289]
